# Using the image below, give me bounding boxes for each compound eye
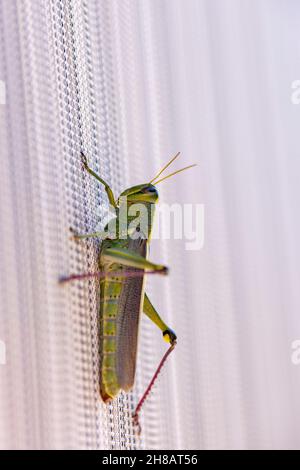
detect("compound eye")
[141,185,157,195]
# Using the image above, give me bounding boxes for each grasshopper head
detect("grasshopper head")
[117,152,196,206]
[118,184,159,204]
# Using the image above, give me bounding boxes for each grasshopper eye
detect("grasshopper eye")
[141,185,158,195]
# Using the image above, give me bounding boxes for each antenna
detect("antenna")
[150,152,181,184]
[154,164,197,185]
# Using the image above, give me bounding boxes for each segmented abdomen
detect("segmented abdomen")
[99,272,124,401]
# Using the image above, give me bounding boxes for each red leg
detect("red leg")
[132,342,177,435]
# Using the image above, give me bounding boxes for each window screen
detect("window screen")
[1,0,300,450]
[0,0,199,450]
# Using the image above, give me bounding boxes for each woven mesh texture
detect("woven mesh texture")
[1,0,300,450]
[0,0,192,450]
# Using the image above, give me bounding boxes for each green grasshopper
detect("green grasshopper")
[60,152,196,431]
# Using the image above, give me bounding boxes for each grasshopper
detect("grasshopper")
[60,152,196,431]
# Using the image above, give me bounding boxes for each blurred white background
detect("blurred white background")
[0,0,300,449]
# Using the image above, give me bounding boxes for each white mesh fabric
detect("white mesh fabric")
[1,0,300,450]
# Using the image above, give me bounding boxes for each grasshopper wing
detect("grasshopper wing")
[115,237,147,392]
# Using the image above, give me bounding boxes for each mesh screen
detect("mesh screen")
[1,0,300,450]
[0,0,196,450]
